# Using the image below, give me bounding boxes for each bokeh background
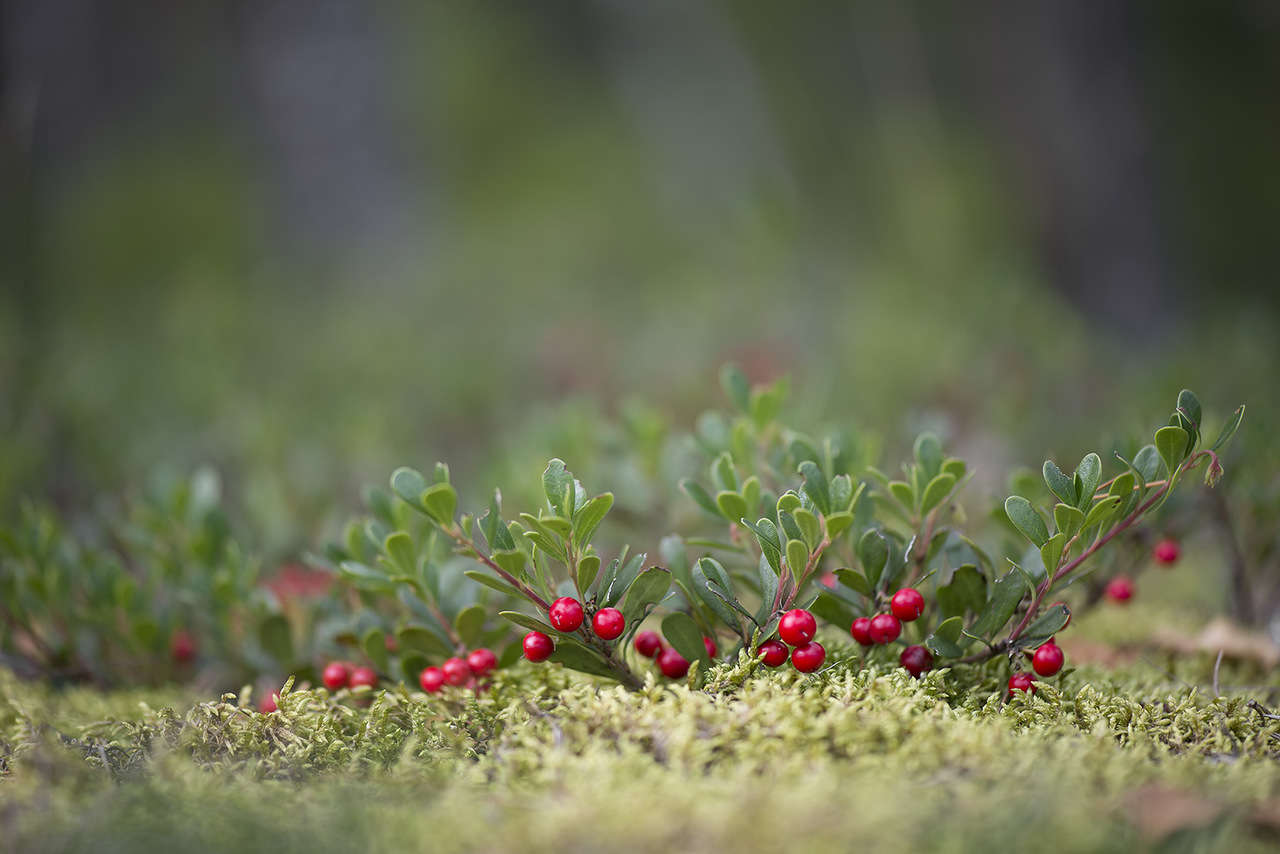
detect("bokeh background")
[3,1,1277,559]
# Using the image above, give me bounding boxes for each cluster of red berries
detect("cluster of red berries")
[519,596,631,664]
[631,629,718,679]
[846,588,933,678]
[752,609,826,673]
[321,661,379,691]
[418,648,499,693]
[1006,638,1065,698]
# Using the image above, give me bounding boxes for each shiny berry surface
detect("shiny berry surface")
[1007,672,1036,698]
[467,648,498,676]
[349,666,378,689]
[657,647,690,679]
[633,630,662,658]
[703,636,718,659]
[321,662,350,691]
[899,644,933,677]
[419,666,445,693]
[758,640,789,667]
[1031,642,1065,677]
[442,657,471,686]
[522,631,555,662]
[549,597,585,632]
[592,607,626,640]
[868,613,902,644]
[890,588,925,622]
[790,641,826,673]
[778,609,817,646]
[850,617,874,647]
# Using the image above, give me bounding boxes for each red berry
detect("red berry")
[1105,576,1135,603]
[890,588,926,622]
[758,640,789,667]
[258,692,279,713]
[634,630,662,658]
[1031,642,1064,677]
[467,648,498,676]
[850,617,874,647]
[778,609,817,646]
[1153,539,1180,566]
[1007,672,1036,698]
[791,641,826,673]
[419,666,445,693]
[349,666,378,689]
[522,631,554,662]
[549,597,585,632]
[868,613,902,644]
[657,647,690,679]
[442,657,470,686]
[321,662,350,691]
[899,644,933,677]
[821,572,837,589]
[592,607,626,640]
[170,629,196,664]
[703,636,718,659]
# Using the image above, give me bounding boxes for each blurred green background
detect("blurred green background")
[2,1,1277,558]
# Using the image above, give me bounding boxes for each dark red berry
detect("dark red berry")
[1105,576,1135,603]
[592,607,626,640]
[549,597,585,632]
[442,657,470,686]
[778,609,817,646]
[791,641,826,673]
[1031,642,1064,677]
[467,648,498,676]
[419,666,445,693]
[758,640,789,667]
[321,662,350,691]
[258,692,279,713]
[349,666,378,689]
[868,613,902,644]
[1007,672,1036,698]
[1153,539,1180,566]
[657,647,690,679]
[890,588,926,622]
[850,617,874,647]
[634,630,662,658]
[170,629,196,664]
[899,644,933,677]
[703,636,718,659]
[522,631,554,662]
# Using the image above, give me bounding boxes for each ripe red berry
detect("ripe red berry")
[592,607,626,640]
[657,647,690,679]
[1007,672,1036,698]
[634,630,662,658]
[1031,642,1064,677]
[791,641,826,673]
[703,636,718,659]
[1153,539,1180,566]
[758,640,789,667]
[170,629,196,664]
[868,613,902,644]
[258,692,279,713]
[549,597,585,632]
[467,648,498,676]
[522,631,554,662]
[349,666,378,689]
[442,656,470,686]
[899,644,933,677]
[890,588,926,622]
[850,617,874,647]
[1105,576,1135,604]
[321,661,350,691]
[778,609,817,646]
[821,571,837,589]
[419,666,445,693]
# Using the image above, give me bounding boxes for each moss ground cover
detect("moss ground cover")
[3,604,1277,854]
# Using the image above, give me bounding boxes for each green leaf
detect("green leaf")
[1053,504,1084,539]
[720,364,751,412]
[258,614,294,665]
[913,433,944,480]
[941,458,967,481]
[681,479,722,519]
[1042,461,1077,506]
[572,494,614,547]
[390,467,429,510]
[919,473,957,516]
[542,459,573,516]
[776,491,803,515]
[741,517,782,574]
[548,640,617,680]
[711,453,738,493]
[926,616,966,658]
[888,481,915,511]
[383,532,416,575]
[1073,453,1102,510]
[798,461,831,515]
[834,568,872,597]
[777,510,804,544]
[362,628,388,672]
[1004,496,1049,548]
[824,511,854,540]
[661,612,712,669]
[493,549,528,576]
[1013,603,1071,650]
[741,476,762,517]
[455,604,487,646]
[398,626,453,657]
[339,561,395,593]
[936,565,986,619]
[464,570,523,598]
[421,483,458,526]
[1107,471,1139,517]
[622,566,672,625]
[1210,405,1245,452]
[1154,426,1189,475]
[715,491,749,524]
[497,611,557,635]
[1083,495,1122,530]
[785,539,809,575]
[808,592,855,628]
[692,559,741,630]
[1176,389,1202,440]
[755,553,779,624]
[966,569,1026,640]
[577,553,601,593]
[857,529,890,587]
[603,551,646,606]
[793,508,822,549]
[1132,445,1166,482]
[1039,532,1066,574]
